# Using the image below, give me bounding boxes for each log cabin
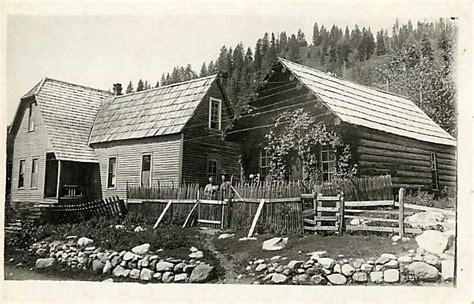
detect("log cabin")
[9,75,241,205]
[228,58,456,192]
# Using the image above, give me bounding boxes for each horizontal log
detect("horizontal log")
[303,209,316,217]
[437,163,456,171]
[391,177,432,185]
[358,146,430,161]
[438,175,457,182]
[346,225,422,234]
[359,154,431,167]
[301,193,315,199]
[394,202,455,216]
[345,200,394,207]
[197,219,221,225]
[358,129,455,155]
[358,138,456,160]
[317,196,341,201]
[317,207,339,212]
[438,181,456,188]
[304,225,337,231]
[345,209,415,216]
[344,215,399,223]
[234,197,301,203]
[437,168,457,177]
[359,160,431,174]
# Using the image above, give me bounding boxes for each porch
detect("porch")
[43,153,102,204]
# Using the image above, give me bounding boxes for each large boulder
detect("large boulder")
[140,268,154,281]
[162,271,174,283]
[131,243,150,255]
[271,273,288,284]
[352,272,368,283]
[77,237,94,247]
[383,269,400,283]
[129,268,140,279]
[156,261,175,272]
[123,251,141,262]
[415,230,453,255]
[262,237,288,251]
[318,258,335,269]
[189,264,215,283]
[287,260,303,270]
[35,258,55,269]
[406,211,445,229]
[112,265,128,277]
[189,251,204,259]
[341,264,356,276]
[369,271,384,283]
[92,260,105,273]
[103,260,113,274]
[326,273,347,285]
[408,262,440,282]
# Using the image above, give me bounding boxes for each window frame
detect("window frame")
[259,148,271,178]
[18,159,26,189]
[30,157,38,189]
[107,157,117,189]
[140,153,152,188]
[208,97,222,131]
[430,152,439,190]
[320,146,337,184]
[28,103,35,132]
[207,157,219,180]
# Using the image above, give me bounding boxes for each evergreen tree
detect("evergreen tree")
[208,61,216,74]
[160,74,166,86]
[287,34,300,62]
[125,81,134,94]
[312,23,320,46]
[136,79,144,92]
[297,29,308,47]
[200,62,208,77]
[155,81,160,88]
[254,39,264,77]
[279,32,288,55]
[376,30,387,55]
[420,35,434,60]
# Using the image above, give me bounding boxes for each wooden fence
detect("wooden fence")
[124,175,424,235]
[41,196,128,224]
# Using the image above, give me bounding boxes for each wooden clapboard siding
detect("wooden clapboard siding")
[92,134,181,199]
[355,126,456,190]
[182,81,241,184]
[10,98,53,203]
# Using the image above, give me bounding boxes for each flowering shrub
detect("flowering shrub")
[264,108,357,183]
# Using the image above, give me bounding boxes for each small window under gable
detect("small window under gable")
[209,97,222,130]
[28,103,35,132]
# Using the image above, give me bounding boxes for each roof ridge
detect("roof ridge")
[116,74,217,98]
[277,57,410,100]
[43,77,113,95]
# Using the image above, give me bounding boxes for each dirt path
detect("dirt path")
[4,265,59,281]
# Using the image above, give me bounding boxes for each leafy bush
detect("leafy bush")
[404,187,455,209]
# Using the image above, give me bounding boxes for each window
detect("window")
[18,160,25,188]
[430,152,439,190]
[209,97,222,130]
[30,158,38,188]
[141,154,152,188]
[259,149,271,178]
[28,103,35,132]
[207,158,218,179]
[107,157,117,188]
[321,146,336,183]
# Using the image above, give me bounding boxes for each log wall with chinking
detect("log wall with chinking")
[92,134,182,199]
[10,98,54,203]
[181,81,241,184]
[354,125,456,190]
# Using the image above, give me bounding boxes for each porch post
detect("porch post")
[56,160,62,199]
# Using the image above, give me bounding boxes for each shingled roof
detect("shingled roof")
[89,75,217,144]
[19,78,112,162]
[278,58,456,147]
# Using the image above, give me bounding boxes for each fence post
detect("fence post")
[339,192,345,235]
[227,188,233,229]
[398,187,405,237]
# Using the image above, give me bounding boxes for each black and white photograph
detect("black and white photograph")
[1,0,472,303]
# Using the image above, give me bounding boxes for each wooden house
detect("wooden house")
[9,78,111,206]
[88,75,241,199]
[9,75,241,205]
[229,58,456,191]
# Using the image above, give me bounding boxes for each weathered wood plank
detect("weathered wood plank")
[345,200,394,207]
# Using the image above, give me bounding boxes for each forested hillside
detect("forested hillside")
[124,18,457,136]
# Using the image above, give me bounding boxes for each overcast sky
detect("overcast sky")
[5,0,463,123]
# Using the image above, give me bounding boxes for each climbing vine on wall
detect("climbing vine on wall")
[264,109,357,183]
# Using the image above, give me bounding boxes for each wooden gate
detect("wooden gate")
[301,193,344,234]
